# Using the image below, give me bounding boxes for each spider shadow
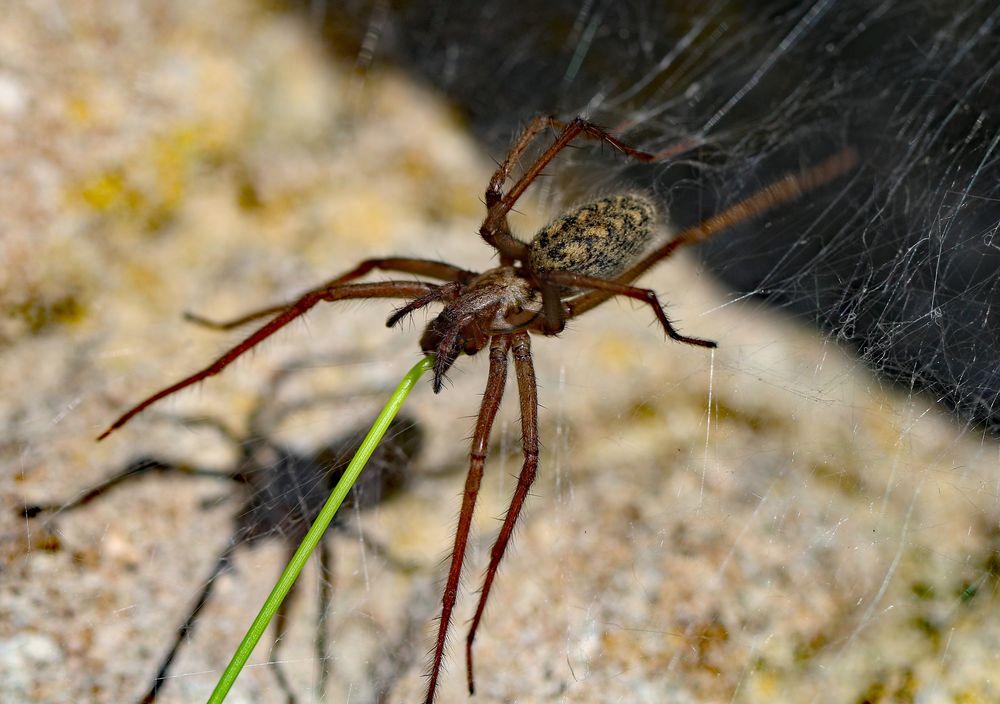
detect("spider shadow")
[20,354,425,703]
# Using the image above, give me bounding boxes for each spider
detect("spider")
[96,116,857,702]
[26,361,424,703]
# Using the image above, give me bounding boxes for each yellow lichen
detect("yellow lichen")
[76,169,145,213]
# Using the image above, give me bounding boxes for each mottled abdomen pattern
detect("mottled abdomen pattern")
[528,194,657,281]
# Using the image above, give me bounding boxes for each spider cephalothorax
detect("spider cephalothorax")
[97,116,856,702]
[408,267,542,388]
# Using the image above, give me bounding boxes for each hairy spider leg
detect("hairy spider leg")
[542,271,717,348]
[479,116,696,326]
[480,116,693,260]
[185,258,473,330]
[464,332,538,695]
[425,335,511,704]
[98,280,436,440]
[566,147,859,321]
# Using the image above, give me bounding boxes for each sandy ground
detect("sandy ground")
[2,3,1000,703]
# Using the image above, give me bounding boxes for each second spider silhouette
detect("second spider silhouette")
[98,116,857,702]
[30,363,423,703]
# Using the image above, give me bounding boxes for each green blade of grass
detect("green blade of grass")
[207,355,434,704]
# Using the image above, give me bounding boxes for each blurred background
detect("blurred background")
[2,1,999,702]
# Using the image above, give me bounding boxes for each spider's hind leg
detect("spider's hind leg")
[480,116,695,258]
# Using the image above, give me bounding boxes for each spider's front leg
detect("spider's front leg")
[98,280,436,440]
[465,331,539,695]
[185,258,474,330]
[480,116,693,260]
[425,335,511,704]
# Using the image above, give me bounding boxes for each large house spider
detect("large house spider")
[98,116,857,701]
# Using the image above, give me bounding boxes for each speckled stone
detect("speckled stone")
[3,2,1000,703]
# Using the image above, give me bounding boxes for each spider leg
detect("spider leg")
[270,543,302,704]
[139,539,240,704]
[315,540,334,699]
[547,271,716,348]
[484,117,561,207]
[22,458,235,520]
[464,332,538,695]
[481,117,691,258]
[424,335,511,704]
[566,147,859,319]
[185,259,474,330]
[98,280,436,440]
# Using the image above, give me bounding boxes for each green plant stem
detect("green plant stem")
[207,355,434,704]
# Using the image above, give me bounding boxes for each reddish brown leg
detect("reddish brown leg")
[185,258,474,330]
[566,147,859,319]
[487,117,673,210]
[484,117,562,207]
[424,335,511,704]
[98,280,436,440]
[464,332,538,695]
[547,271,716,348]
[480,117,688,258]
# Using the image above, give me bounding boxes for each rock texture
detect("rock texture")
[2,3,999,703]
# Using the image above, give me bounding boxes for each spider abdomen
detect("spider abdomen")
[528,194,656,280]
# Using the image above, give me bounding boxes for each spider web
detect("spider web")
[2,1,1000,703]
[324,0,1000,435]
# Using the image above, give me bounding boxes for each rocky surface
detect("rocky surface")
[2,3,999,703]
